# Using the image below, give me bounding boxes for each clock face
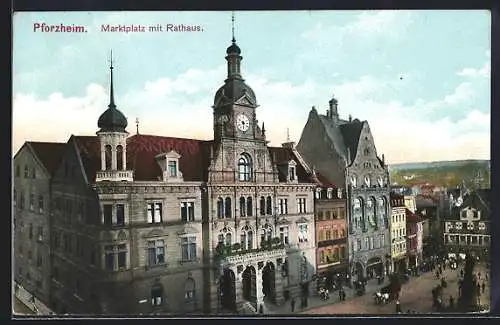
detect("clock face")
[364,176,371,187]
[236,114,250,132]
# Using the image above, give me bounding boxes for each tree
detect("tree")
[458,253,479,312]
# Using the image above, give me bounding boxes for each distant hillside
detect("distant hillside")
[389,160,490,188]
[388,159,489,172]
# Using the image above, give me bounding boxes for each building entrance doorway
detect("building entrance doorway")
[242,266,257,307]
[220,268,236,311]
[262,262,276,303]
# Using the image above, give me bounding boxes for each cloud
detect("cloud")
[456,61,490,78]
[13,65,490,164]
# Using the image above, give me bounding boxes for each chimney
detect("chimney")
[348,114,352,123]
[329,95,339,123]
[282,127,295,149]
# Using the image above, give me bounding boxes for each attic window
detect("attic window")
[288,160,297,182]
[327,188,333,199]
[337,189,342,199]
[168,160,177,177]
[315,189,321,199]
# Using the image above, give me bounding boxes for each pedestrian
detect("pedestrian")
[476,283,481,294]
[338,289,342,301]
[449,296,454,309]
[482,282,486,294]
[478,272,481,280]
[460,269,464,278]
[291,297,296,312]
[396,300,402,314]
[486,273,488,281]
[259,304,263,314]
[342,290,346,301]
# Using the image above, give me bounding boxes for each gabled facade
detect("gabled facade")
[389,192,407,273]
[297,98,391,283]
[405,209,423,268]
[13,141,66,307]
[443,189,490,261]
[312,173,348,288]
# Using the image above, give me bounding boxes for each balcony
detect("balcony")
[317,238,347,248]
[96,170,134,182]
[215,239,287,267]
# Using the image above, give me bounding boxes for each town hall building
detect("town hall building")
[14,34,317,315]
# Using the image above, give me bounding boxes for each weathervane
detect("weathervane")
[231,11,235,42]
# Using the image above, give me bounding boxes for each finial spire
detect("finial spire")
[108,50,116,109]
[286,128,290,142]
[135,117,140,135]
[231,11,236,43]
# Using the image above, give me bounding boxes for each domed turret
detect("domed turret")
[97,53,128,133]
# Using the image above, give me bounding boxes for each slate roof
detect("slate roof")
[71,134,313,184]
[338,119,364,160]
[390,192,405,207]
[268,146,312,183]
[314,172,336,188]
[462,189,491,216]
[16,141,68,176]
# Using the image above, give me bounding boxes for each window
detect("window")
[76,236,83,257]
[357,239,362,251]
[181,202,195,222]
[103,204,113,225]
[90,248,96,266]
[297,198,307,214]
[105,145,112,170]
[225,197,232,219]
[369,237,373,250]
[279,226,289,245]
[116,145,124,170]
[238,154,252,181]
[289,166,296,181]
[147,203,163,223]
[315,189,321,199]
[317,211,323,220]
[54,232,60,249]
[298,224,308,243]
[151,284,163,306]
[381,234,385,247]
[15,165,20,177]
[259,197,266,216]
[224,233,232,246]
[13,189,16,207]
[104,244,127,270]
[246,197,253,217]
[333,247,339,262]
[116,204,125,226]
[28,224,33,239]
[29,193,35,211]
[38,195,44,213]
[217,198,224,219]
[148,240,165,266]
[340,246,346,259]
[64,234,72,254]
[36,253,42,267]
[325,230,331,240]
[182,237,197,261]
[333,229,338,239]
[278,198,288,215]
[37,226,43,242]
[260,226,272,243]
[168,160,177,177]
[32,167,36,179]
[24,165,29,178]
[239,197,246,217]
[77,202,84,223]
[185,278,195,302]
[337,188,343,199]
[28,250,32,260]
[266,196,272,215]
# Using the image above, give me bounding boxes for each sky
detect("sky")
[12,10,491,164]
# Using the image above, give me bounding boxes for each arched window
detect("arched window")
[266,196,272,215]
[246,196,253,217]
[224,197,232,219]
[259,196,265,216]
[105,145,112,170]
[239,197,246,217]
[238,154,252,181]
[225,233,232,246]
[151,283,164,306]
[116,145,124,170]
[240,226,253,250]
[185,278,195,302]
[240,232,246,249]
[247,231,253,250]
[217,198,224,219]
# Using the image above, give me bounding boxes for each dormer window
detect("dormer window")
[168,160,177,177]
[287,160,297,183]
[156,150,183,182]
[315,188,321,199]
[337,189,342,199]
[478,222,485,230]
[327,188,333,199]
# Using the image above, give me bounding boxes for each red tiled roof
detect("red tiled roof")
[27,141,67,176]
[71,134,312,183]
[405,208,423,223]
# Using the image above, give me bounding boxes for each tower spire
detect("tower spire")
[108,50,116,109]
[231,11,235,43]
[135,117,140,135]
[286,127,290,142]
